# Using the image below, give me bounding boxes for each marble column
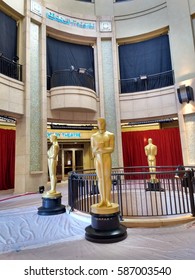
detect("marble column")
[14,1,47,193]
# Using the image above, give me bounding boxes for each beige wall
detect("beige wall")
[1,0,24,15]
[44,0,95,17]
[0,75,24,116]
[115,1,168,39]
[120,86,177,121]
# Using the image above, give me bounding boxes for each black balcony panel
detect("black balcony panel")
[0,54,22,81]
[47,69,95,91]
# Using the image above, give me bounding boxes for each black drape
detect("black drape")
[47,37,94,77]
[0,10,17,60]
[119,35,173,92]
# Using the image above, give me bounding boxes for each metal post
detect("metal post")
[187,170,195,216]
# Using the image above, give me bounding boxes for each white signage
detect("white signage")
[31,0,42,17]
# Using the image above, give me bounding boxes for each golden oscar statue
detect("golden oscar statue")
[38,134,65,215]
[90,117,119,213]
[45,134,60,197]
[85,118,127,243]
[144,138,158,183]
[144,138,163,191]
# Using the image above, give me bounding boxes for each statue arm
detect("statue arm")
[154,146,157,156]
[91,136,96,157]
[48,144,59,159]
[100,134,115,154]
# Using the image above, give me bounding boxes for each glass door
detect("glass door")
[63,150,73,177]
[61,149,83,180]
[75,150,83,171]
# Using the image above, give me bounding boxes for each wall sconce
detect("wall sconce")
[78,68,86,74]
[70,65,75,71]
[177,84,194,104]
[140,74,147,80]
[12,56,19,63]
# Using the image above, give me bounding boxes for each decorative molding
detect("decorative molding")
[31,0,42,17]
[100,21,112,32]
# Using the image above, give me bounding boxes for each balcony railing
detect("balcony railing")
[0,54,22,81]
[68,166,195,218]
[47,69,95,91]
[119,70,174,93]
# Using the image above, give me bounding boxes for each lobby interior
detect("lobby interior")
[0,0,195,260]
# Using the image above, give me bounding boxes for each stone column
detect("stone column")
[95,14,123,168]
[14,0,47,193]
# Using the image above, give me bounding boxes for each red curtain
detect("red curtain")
[122,128,183,168]
[0,128,16,190]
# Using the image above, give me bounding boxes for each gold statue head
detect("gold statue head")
[50,134,57,143]
[97,118,106,132]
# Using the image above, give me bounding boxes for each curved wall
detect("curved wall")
[1,0,24,15]
[50,86,98,112]
[37,0,195,168]
[119,86,177,121]
[0,75,24,117]
[1,0,195,194]
[44,0,95,17]
[114,1,168,39]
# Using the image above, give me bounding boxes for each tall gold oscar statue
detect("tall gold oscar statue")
[90,118,119,214]
[85,118,127,242]
[144,138,163,191]
[144,138,158,183]
[43,134,61,198]
[38,134,65,215]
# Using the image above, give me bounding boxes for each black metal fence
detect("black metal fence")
[119,70,174,93]
[68,166,195,218]
[47,69,95,91]
[0,55,22,81]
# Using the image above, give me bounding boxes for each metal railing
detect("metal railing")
[119,70,174,93]
[68,166,195,218]
[0,55,22,81]
[47,69,95,91]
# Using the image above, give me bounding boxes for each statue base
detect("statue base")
[38,195,66,216]
[85,206,127,243]
[145,181,164,192]
[90,202,119,215]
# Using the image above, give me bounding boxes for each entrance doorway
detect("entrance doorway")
[61,148,84,180]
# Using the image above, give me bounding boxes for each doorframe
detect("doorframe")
[61,148,84,180]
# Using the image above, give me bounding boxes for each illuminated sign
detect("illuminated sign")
[47,132,81,138]
[46,9,96,30]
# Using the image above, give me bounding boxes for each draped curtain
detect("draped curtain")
[122,128,183,168]
[119,34,173,92]
[47,37,94,78]
[0,10,17,60]
[0,129,16,190]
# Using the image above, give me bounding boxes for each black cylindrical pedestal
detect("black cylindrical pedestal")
[85,212,127,243]
[91,212,120,230]
[145,181,164,191]
[38,196,66,215]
